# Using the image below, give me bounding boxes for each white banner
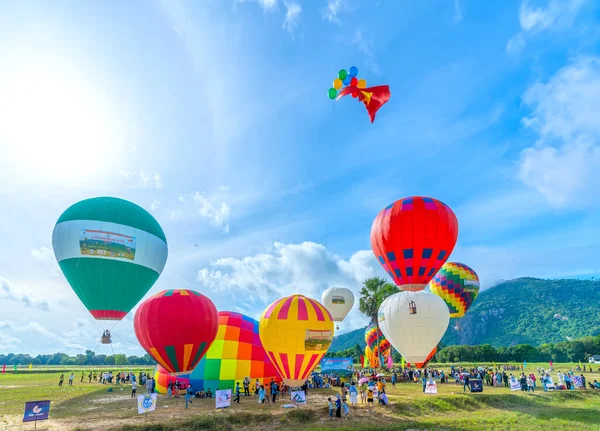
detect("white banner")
[425,380,437,394]
[137,394,157,414]
[216,389,232,409]
[291,390,306,404]
[546,377,555,391]
[510,377,521,391]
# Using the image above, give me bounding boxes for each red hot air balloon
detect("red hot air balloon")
[371,197,458,291]
[134,289,218,374]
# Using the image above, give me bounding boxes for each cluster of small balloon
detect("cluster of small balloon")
[328,66,367,100]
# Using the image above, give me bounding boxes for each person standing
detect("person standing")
[185,385,193,409]
[68,373,74,386]
[243,377,250,396]
[271,381,278,403]
[234,382,241,403]
[59,374,64,386]
[131,379,137,398]
[258,385,265,409]
[335,394,342,418]
[349,382,358,406]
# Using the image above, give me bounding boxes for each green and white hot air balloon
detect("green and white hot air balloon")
[52,197,168,321]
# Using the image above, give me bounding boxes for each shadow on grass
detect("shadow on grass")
[393,391,600,426]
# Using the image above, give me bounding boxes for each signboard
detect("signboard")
[320,357,353,373]
[216,389,232,409]
[509,377,521,391]
[572,375,583,388]
[469,379,483,392]
[137,393,157,414]
[80,229,137,260]
[546,377,555,391]
[424,380,437,394]
[23,400,50,422]
[304,329,333,351]
[291,390,307,404]
[331,295,345,304]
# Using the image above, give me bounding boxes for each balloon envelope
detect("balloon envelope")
[371,196,458,291]
[52,197,168,320]
[154,311,281,392]
[259,294,334,386]
[364,323,390,357]
[429,262,480,318]
[134,289,218,374]
[321,287,354,322]
[378,291,449,364]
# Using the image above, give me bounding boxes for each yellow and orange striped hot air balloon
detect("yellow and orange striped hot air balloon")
[259,294,334,387]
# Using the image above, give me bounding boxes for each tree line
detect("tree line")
[0,350,156,366]
[326,335,600,364]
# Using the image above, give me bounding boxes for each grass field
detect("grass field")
[1,363,599,431]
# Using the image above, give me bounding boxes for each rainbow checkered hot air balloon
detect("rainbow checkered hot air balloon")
[429,262,480,318]
[259,294,334,387]
[154,311,280,393]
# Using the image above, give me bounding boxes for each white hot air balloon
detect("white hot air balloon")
[378,290,449,365]
[321,287,355,330]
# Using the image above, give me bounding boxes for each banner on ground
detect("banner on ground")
[216,389,232,409]
[319,357,353,373]
[469,379,483,392]
[23,400,51,422]
[546,377,555,391]
[291,390,307,404]
[137,393,157,414]
[510,377,521,391]
[424,380,437,394]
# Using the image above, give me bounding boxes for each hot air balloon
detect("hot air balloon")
[378,291,449,364]
[371,197,458,291]
[321,287,355,330]
[429,262,480,318]
[364,324,390,356]
[134,289,218,374]
[259,294,334,387]
[155,311,280,392]
[414,347,437,369]
[52,197,168,321]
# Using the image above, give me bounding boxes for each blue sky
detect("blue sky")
[0,0,599,355]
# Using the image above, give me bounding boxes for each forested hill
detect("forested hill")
[330,278,600,351]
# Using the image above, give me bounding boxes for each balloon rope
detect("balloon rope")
[111,331,141,347]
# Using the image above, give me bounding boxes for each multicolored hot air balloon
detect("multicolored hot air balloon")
[259,294,334,387]
[378,291,449,364]
[364,324,390,357]
[154,311,280,393]
[371,196,458,291]
[429,262,480,318]
[321,287,355,330]
[52,197,168,320]
[134,289,218,374]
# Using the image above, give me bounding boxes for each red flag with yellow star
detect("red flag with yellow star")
[336,85,391,123]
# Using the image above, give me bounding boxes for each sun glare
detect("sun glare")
[0,62,123,185]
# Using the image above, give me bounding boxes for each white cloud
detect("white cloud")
[178,195,187,202]
[453,0,463,23]
[191,191,231,233]
[197,241,379,304]
[140,169,150,186]
[507,0,588,53]
[153,172,163,190]
[0,277,49,311]
[282,1,301,35]
[341,30,380,75]
[517,57,600,207]
[235,0,278,12]
[323,0,344,23]
[31,247,60,276]
[151,199,161,211]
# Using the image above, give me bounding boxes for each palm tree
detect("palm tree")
[359,277,398,368]
[359,277,398,323]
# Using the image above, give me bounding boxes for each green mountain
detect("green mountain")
[330,278,600,351]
